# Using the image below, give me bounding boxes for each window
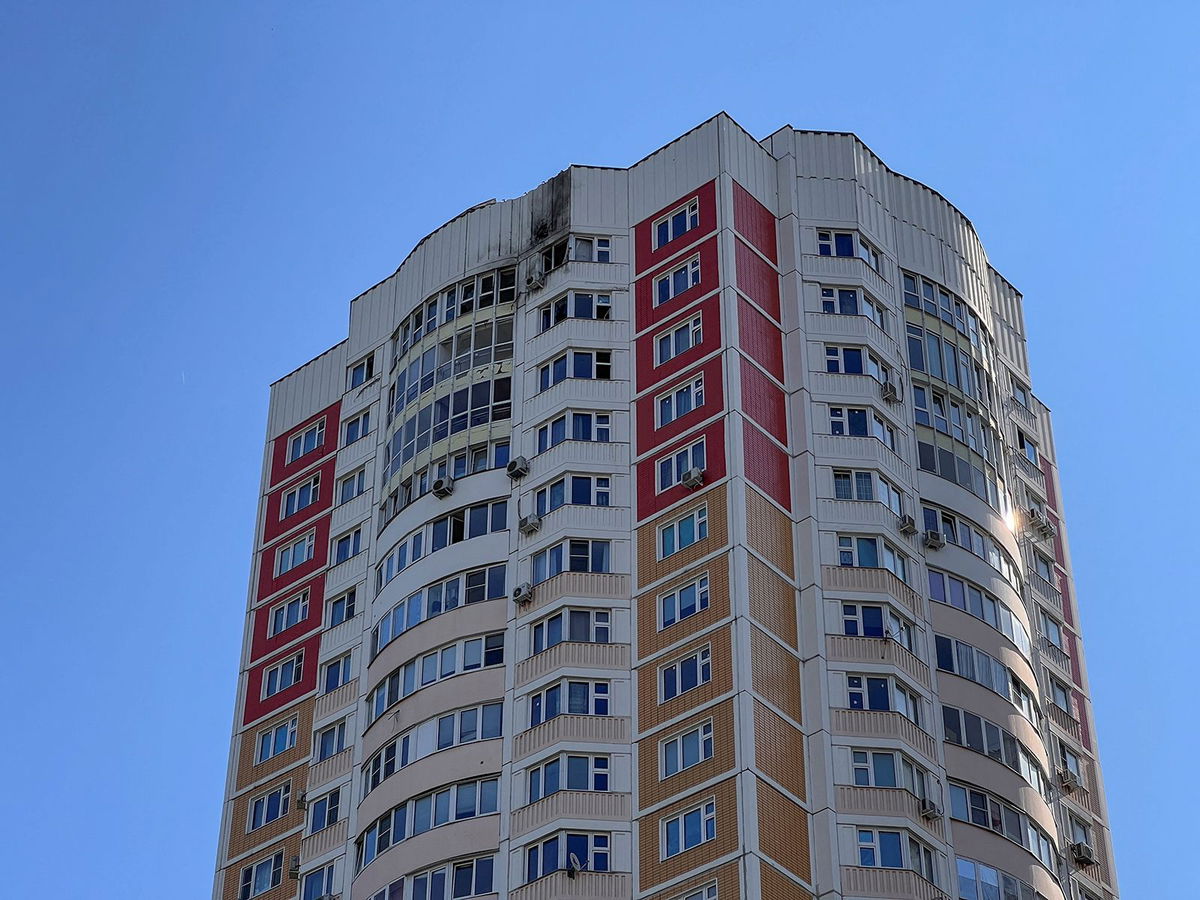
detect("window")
[820,287,887,330]
[841,604,911,649]
[948,783,1056,868]
[377,500,508,589]
[657,438,706,491]
[249,782,290,830]
[573,235,611,262]
[833,469,902,514]
[239,851,283,899]
[1050,678,1072,713]
[1040,611,1063,649]
[263,652,302,698]
[349,354,375,389]
[857,828,903,868]
[282,474,320,518]
[857,238,880,270]
[956,857,1041,900]
[268,591,309,637]
[535,475,611,515]
[837,535,907,581]
[852,749,898,787]
[529,680,609,726]
[657,316,703,364]
[525,832,610,882]
[257,716,297,763]
[681,886,718,900]
[817,230,855,257]
[538,350,612,390]
[366,633,506,724]
[276,531,315,575]
[343,410,371,445]
[322,654,352,694]
[656,255,701,305]
[825,345,865,374]
[539,291,612,331]
[309,788,341,833]
[1060,741,1082,779]
[655,198,700,247]
[531,608,610,654]
[536,410,611,452]
[942,705,1051,798]
[315,718,347,762]
[531,539,611,584]
[333,527,362,564]
[1034,552,1055,585]
[663,800,716,858]
[338,469,366,504]
[661,646,711,701]
[328,588,356,627]
[540,237,569,273]
[287,421,325,463]
[527,753,610,802]
[660,574,709,629]
[1011,378,1031,409]
[373,565,507,656]
[357,778,500,869]
[662,721,714,777]
[847,674,920,725]
[660,505,708,557]
[1017,430,1039,464]
[301,863,336,900]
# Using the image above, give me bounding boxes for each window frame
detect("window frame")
[661,720,715,777]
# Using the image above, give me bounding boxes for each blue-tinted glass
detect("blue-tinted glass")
[666,819,680,856]
[684,809,702,846]
[673,267,689,296]
[935,636,954,671]
[873,753,897,786]
[856,538,878,568]
[847,409,868,435]
[879,831,902,867]
[658,277,670,304]
[843,348,863,374]
[681,731,700,768]
[838,290,858,314]
[671,210,687,237]
[866,677,890,710]
[834,233,854,256]
[657,221,670,247]
[862,606,884,637]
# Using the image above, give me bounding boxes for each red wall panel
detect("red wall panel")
[743,420,791,510]
[249,572,326,663]
[634,180,717,274]
[635,295,723,393]
[635,357,725,457]
[635,420,727,520]
[1074,690,1092,751]
[734,238,780,322]
[268,401,340,488]
[634,237,720,334]
[257,516,331,603]
[732,180,777,264]
[243,633,323,726]
[263,457,338,544]
[740,358,787,444]
[737,298,784,382]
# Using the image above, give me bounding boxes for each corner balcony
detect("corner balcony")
[821,565,924,620]
[307,746,352,788]
[1027,568,1063,615]
[835,785,945,841]
[1008,451,1046,492]
[831,709,936,762]
[515,642,631,688]
[509,871,632,900]
[827,634,930,690]
[1047,701,1082,741]
[1005,398,1038,431]
[813,434,912,486]
[840,866,950,900]
[818,499,920,552]
[314,679,358,720]
[513,714,631,761]
[520,571,630,616]
[1039,635,1072,677]
[300,817,347,860]
[510,790,631,838]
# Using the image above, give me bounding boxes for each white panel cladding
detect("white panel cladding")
[418,208,471,301]
[718,115,778,209]
[894,218,947,283]
[627,115,721,222]
[794,177,858,228]
[266,340,348,439]
[464,192,529,273]
[794,130,859,179]
[570,166,629,230]
[347,277,396,359]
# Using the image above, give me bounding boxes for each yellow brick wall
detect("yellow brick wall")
[637,698,737,809]
[236,698,314,791]
[644,859,741,900]
[759,859,814,900]
[756,778,812,883]
[637,485,728,588]
[221,833,302,900]
[753,699,806,801]
[226,767,308,861]
[637,624,733,732]
[749,625,801,723]
[638,776,739,891]
[745,487,793,575]
[637,555,731,658]
[747,554,797,649]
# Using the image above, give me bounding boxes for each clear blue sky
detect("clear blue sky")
[1,1,1193,896]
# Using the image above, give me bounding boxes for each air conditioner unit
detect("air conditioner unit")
[680,467,705,490]
[431,476,454,498]
[880,381,900,403]
[898,514,918,535]
[923,530,946,550]
[512,582,534,604]
[288,856,300,880]
[919,798,942,820]
[507,456,531,479]
[297,791,308,809]
[1058,769,1080,792]
[1070,842,1097,866]
[519,514,542,535]
[525,267,546,290]
[1027,508,1057,540]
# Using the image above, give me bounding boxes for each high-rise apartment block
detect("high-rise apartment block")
[213,114,1118,900]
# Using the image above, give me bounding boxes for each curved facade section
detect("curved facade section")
[213,113,1118,900]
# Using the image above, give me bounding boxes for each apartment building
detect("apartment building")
[212,113,1118,900]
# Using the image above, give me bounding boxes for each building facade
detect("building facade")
[212,114,1118,900]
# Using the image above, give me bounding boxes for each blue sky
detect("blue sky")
[1,1,1193,896]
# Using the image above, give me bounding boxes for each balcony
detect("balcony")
[1008,451,1046,492]
[813,434,912,486]
[513,715,631,761]
[1027,569,1063,614]
[1039,635,1072,676]
[818,500,919,550]
[300,818,347,860]
[516,642,631,688]
[330,490,373,534]
[324,549,368,593]
[811,372,881,399]
[510,790,631,838]
[827,635,930,690]
[529,440,629,480]
[522,376,629,424]
[1006,398,1037,431]
[509,871,631,900]
[536,259,630,298]
[308,746,352,787]
[1047,702,1082,740]
[800,254,893,301]
[840,866,950,900]
[835,786,944,840]
[831,709,936,762]
[822,565,923,619]
[804,310,905,366]
[314,679,358,720]
[521,571,630,616]
[337,431,376,470]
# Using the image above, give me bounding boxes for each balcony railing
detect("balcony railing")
[509,871,631,900]
[510,790,631,838]
[840,866,950,900]
[1006,398,1037,430]
[822,565,923,619]
[831,708,937,762]
[813,434,913,486]
[1039,635,1072,675]
[1047,701,1082,740]
[836,786,945,839]
[520,571,629,616]
[308,746,352,787]
[1027,569,1063,614]
[1009,451,1046,491]
[827,634,930,689]
[515,642,631,688]
[300,818,347,860]
[314,679,358,720]
[513,715,631,761]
